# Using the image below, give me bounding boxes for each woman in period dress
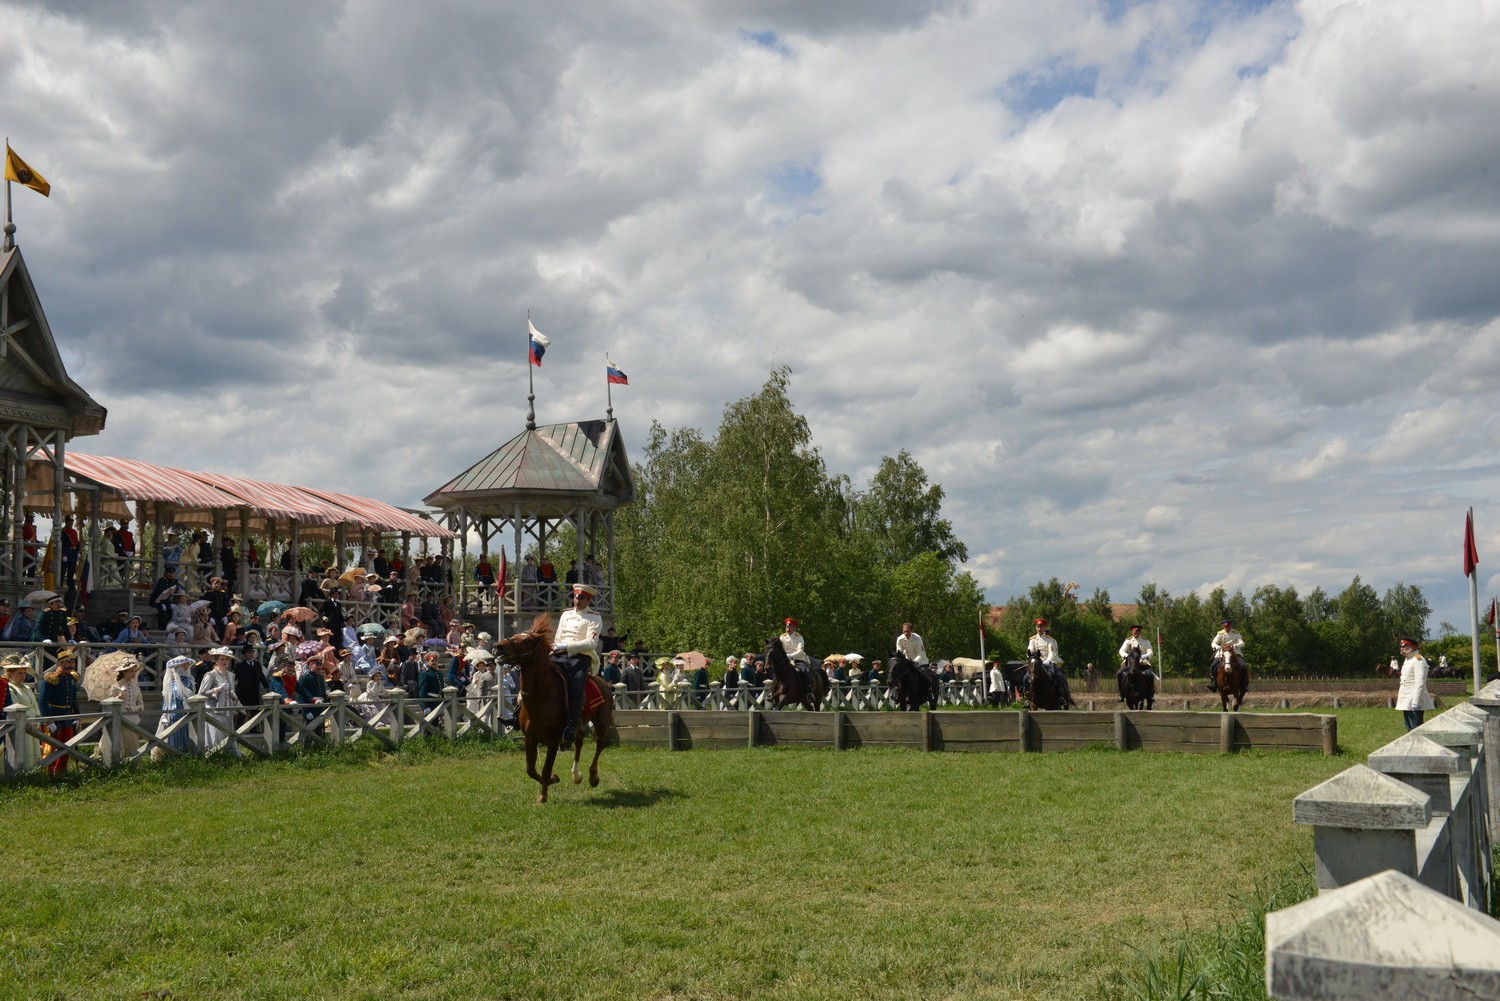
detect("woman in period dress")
[2,656,41,771]
[465,650,496,719]
[196,647,239,755]
[154,655,196,761]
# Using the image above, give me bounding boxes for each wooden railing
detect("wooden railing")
[1264,681,1500,998]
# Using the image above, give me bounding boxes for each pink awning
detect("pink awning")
[182,471,348,525]
[299,486,456,539]
[61,454,243,509]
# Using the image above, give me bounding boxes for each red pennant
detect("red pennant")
[1464,510,1479,578]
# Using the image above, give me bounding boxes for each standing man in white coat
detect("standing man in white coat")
[1394,636,1435,731]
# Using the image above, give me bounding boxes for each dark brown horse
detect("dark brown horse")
[888,652,938,712]
[493,613,614,803]
[764,636,827,711]
[1213,651,1247,712]
[1120,646,1155,711]
[1025,649,1075,711]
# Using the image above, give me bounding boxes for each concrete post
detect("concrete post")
[1265,869,1500,1000]
[442,686,460,740]
[1471,683,1500,850]
[188,694,208,756]
[1293,764,1431,891]
[1368,732,1461,815]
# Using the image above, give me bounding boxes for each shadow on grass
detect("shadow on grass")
[578,786,684,809]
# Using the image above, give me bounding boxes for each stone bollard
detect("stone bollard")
[1265,869,1500,1000]
[1368,732,1460,815]
[1293,764,1431,891]
[1411,709,1489,908]
[1470,682,1500,838]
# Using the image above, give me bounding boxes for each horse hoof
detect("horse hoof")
[589,774,600,787]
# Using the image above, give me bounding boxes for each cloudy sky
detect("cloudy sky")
[3,0,1498,629]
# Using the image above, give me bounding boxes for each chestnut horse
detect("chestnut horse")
[494,613,614,803]
[1213,651,1247,712]
[764,636,827,711]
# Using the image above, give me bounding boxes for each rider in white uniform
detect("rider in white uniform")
[1027,618,1060,666]
[895,622,928,666]
[553,582,602,743]
[780,618,811,675]
[1208,619,1246,692]
[1115,625,1155,701]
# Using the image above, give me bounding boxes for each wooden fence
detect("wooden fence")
[611,708,1337,756]
[1264,681,1500,999]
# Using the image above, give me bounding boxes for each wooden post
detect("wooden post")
[261,693,281,755]
[1114,710,1127,751]
[1017,708,1031,753]
[3,703,26,776]
[188,694,209,756]
[921,709,933,752]
[99,697,124,767]
[1220,712,1233,753]
[747,708,759,748]
[389,690,405,746]
[329,691,348,746]
[1320,715,1338,757]
[666,710,679,751]
[834,711,846,751]
[443,686,460,741]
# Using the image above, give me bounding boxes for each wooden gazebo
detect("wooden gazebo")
[423,418,634,634]
[0,243,107,600]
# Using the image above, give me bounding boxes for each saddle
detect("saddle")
[547,661,607,716]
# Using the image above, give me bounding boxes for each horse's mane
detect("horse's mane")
[763,636,792,678]
[526,613,555,652]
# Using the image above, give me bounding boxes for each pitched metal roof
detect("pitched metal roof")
[0,247,108,438]
[424,419,634,508]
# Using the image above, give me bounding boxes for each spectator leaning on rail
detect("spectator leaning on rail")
[35,595,70,643]
[553,582,602,744]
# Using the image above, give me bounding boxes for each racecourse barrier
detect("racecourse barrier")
[610,708,1337,756]
[1264,681,1500,999]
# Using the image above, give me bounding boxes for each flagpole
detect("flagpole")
[1469,507,1482,694]
[525,309,536,430]
[1492,596,1498,678]
[3,139,14,251]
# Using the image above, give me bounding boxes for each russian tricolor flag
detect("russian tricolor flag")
[606,357,629,385]
[528,319,550,367]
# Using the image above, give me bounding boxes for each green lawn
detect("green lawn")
[0,707,1406,1001]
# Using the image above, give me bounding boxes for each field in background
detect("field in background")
[0,707,1406,1001]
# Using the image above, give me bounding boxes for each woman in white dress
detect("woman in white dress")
[196,647,239,755]
[108,662,145,760]
[465,650,496,719]
[2,656,40,771]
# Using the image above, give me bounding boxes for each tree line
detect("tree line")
[613,369,985,662]
[988,576,1434,677]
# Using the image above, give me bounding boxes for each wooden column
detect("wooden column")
[237,507,250,600]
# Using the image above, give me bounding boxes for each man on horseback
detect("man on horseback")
[554,583,602,744]
[1028,618,1068,689]
[1116,625,1155,702]
[896,622,941,691]
[780,617,813,685]
[1207,619,1247,692]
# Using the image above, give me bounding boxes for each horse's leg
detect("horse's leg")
[539,739,561,801]
[571,725,584,784]
[587,707,607,787]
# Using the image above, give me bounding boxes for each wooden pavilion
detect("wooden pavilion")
[423,417,634,635]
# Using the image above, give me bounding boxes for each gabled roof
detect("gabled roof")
[424,419,635,511]
[0,246,107,438]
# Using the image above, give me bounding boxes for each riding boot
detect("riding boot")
[1116,670,1127,702]
[1207,672,1217,692]
[561,657,586,744]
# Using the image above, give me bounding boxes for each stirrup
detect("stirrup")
[561,724,576,744]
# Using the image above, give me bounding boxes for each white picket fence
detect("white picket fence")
[2,686,513,776]
[1265,680,1500,999]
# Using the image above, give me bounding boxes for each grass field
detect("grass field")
[0,708,1406,1001]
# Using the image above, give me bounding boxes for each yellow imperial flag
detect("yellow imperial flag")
[4,145,51,196]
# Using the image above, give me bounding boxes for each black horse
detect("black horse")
[888,652,938,711]
[1119,646,1155,711]
[1025,649,1075,711]
[763,636,827,711]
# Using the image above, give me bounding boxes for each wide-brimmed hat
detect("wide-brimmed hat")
[165,655,195,671]
[207,646,235,659]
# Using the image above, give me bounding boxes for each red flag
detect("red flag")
[1487,597,1496,628]
[498,548,507,590]
[1464,510,1479,577]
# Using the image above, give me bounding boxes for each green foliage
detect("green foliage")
[614,368,984,659]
